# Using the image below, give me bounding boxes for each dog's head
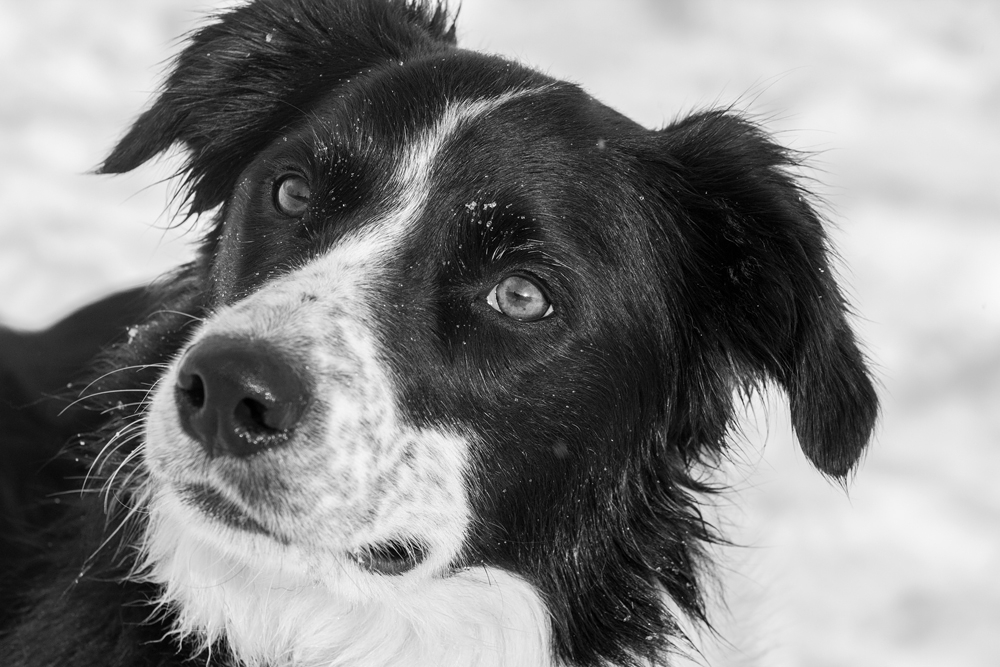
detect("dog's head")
[100,1,877,665]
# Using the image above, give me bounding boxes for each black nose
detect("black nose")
[174,336,310,458]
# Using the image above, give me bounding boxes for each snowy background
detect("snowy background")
[1,0,998,665]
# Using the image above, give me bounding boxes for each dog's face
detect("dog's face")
[100,1,877,665]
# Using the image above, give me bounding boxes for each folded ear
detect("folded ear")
[644,110,877,476]
[99,0,454,213]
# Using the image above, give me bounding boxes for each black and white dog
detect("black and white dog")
[0,1,878,665]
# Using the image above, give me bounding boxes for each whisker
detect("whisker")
[60,388,162,415]
[85,423,146,489]
[86,489,147,571]
[67,363,170,401]
[148,309,206,324]
[82,449,156,570]
[102,447,147,513]
[98,400,154,415]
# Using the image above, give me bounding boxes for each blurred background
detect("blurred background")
[1,0,997,664]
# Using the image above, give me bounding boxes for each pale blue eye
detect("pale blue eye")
[274,174,310,217]
[487,275,554,322]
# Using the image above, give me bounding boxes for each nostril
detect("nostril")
[173,335,311,458]
[234,397,271,432]
[231,396,289,452]
[176,370,206,409]
[232,396,294,438]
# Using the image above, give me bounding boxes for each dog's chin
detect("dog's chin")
[184,483,434,576]
[146,478,445,589]
[139,480,555,667]
[179,484,431,575]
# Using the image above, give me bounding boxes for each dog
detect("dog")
[0,1,878,665]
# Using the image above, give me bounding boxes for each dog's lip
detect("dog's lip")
[179,483,275,538]
[177,484,432,574]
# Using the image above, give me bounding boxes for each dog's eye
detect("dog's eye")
[274,174,311,217]
[487,275,554,322]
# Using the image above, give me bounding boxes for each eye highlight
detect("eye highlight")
[273,174,311,217]
[487,275,554,322]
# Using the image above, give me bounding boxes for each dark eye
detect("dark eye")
[487,275,554,322]
[274,174,311,217]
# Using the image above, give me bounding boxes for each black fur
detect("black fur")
[0,1,877,665]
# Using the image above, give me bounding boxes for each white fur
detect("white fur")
[141,488,555,667]
[394,86,553,197]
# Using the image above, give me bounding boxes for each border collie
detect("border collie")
[0,1,878,665]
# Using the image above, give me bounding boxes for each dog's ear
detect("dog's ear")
[639,110,877,477]
[99,0,455,213]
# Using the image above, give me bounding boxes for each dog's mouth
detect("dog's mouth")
[349,539,429,576]
[181,484,428,575]
[180,484,273,537]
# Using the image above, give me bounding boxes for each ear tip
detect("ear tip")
[98,109,177,175]
[95,157,123,175]
[805,433,872,478]
[793,368,879,477]
[99,137,151,175]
